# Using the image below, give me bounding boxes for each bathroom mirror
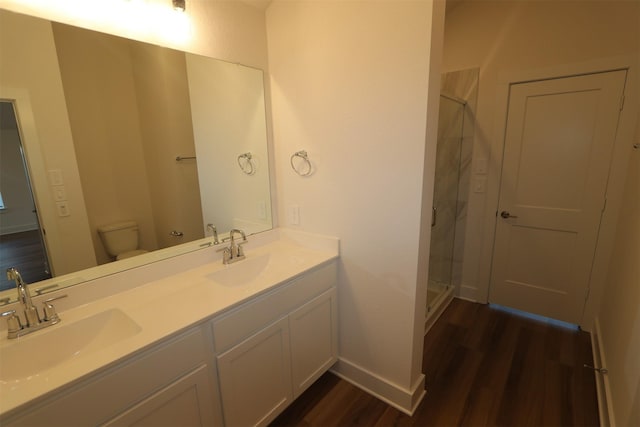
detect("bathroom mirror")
[0,9,272,302]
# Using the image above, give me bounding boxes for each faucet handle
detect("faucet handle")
[216,246,232,264]
[42,294,68,322]
[237,240,248,257]
[1,309,22,334]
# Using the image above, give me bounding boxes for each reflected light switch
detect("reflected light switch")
[472,177,487,193]
[474,158,488,174]
[56,201,71,217]
[48,169,64,186]
[53,186,67,202]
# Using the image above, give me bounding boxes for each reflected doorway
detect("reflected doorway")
[0,101,51,292]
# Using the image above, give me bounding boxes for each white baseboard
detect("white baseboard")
[425,287,454,335]
[330,358,425,416]
[592,318,615,427]
[0,224,39,236]
[457,284,478,301]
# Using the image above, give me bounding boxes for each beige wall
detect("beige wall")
[266,0,443,412]
[130,43,204,249]
[54,24,211,261]
[0,10,97,275]
[53,24,159,264]
[597,122,640,426]
[442,0,640,306]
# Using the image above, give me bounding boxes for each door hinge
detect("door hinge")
[620,94,625,111]
[602,197,607,213]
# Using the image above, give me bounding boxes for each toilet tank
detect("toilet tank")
[97,221,139,257]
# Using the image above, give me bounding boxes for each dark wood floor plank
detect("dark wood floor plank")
[271,300,600,427]
[0,230,50,291]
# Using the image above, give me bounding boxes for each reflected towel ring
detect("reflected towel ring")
[290,150,312,176]
[237,152,255,175]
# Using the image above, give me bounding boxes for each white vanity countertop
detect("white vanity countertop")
[0,228,339,416]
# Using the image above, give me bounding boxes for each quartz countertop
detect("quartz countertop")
[0,228,339,416]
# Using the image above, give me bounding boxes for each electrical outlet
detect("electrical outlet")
[289,205,300,225]
[257,201,267,219]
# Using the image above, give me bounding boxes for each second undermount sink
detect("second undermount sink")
[0,308,141,382]
[206,253,271,287]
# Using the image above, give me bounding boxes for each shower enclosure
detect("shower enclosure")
[426,94,466,322]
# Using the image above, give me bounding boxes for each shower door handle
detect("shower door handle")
[431,206,437,227]
[500,210,518,219]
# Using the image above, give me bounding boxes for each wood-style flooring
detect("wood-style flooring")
[0,230,51,291]
[271,298,599,426]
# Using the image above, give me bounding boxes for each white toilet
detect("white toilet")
[97,221,148,260]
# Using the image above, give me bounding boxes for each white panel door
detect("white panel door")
[489,70,626,324]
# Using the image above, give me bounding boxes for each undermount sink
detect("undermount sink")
[0,308,141,382]
[206,253,271,287]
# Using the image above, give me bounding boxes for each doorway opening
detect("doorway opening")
[0,101,51,291]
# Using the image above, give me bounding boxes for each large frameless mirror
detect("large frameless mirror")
[0,9,272,303]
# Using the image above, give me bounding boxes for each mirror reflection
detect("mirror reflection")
[0,10,272,300]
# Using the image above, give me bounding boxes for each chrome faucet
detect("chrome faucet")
[217,229,247,264]
[7,267,40,327]
[207,223,219,245]
[1,267,67,339]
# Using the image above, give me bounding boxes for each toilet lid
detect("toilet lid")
[116,250,148,260]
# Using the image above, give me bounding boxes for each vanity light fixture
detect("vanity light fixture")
[172,0,186,11]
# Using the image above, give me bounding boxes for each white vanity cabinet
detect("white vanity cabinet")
[213,262,338,427]
[2,327,223,427]
[1,258,338,427]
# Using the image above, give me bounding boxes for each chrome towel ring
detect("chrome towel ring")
[290,150,312,176]
[237,152,255,175]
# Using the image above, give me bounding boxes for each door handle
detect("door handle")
[500,211,518,219]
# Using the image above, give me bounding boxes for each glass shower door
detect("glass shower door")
[427,95,465,313]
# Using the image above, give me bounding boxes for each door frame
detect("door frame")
[474,55,639,330]
[1,89,58,276]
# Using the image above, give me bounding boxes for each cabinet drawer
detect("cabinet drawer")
[4,327,210,427]
[212,262,336,353]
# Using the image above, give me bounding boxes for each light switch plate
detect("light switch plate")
[56,201,71,217]
[53,186,67,202]
[472,177,487,193]
[48,169,64,186]
[474,158,488,174]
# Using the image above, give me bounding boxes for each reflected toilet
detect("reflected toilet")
[97,221,148,261]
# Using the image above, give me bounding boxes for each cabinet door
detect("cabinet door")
[289,288,338,397]
[102,365,219,427]
[217,316,292,427]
